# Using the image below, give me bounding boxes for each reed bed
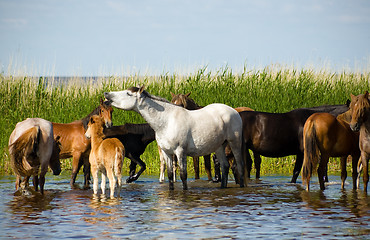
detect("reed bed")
[1,65,369,178]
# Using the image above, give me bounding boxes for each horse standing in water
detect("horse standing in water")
[8,118,62,194]
[301,113,360,191]
[85,116,124,198]
[105,86,246,190]
[52,99,113,188]
[169,92,254,182]
[239,103,349,183]
[350,91,370,192]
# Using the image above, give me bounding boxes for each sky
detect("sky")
[0,0,369,76]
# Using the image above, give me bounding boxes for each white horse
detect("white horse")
[8,118,61,194]
[104,86,246,190]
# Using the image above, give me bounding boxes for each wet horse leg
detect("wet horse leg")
[215,144,230,188]
[82,155,91,189]
[70,152,83,187]
[351,154,360,190]
[318,155,329,191]
[361,151,369,192]
[212,155,221,182]
[193,157,200,179]
[177,153,188,190]
[340,156,348,189]
[163,151,175,190]
[33,175,39,191]
[126,154,147,183]
[204,155,212,181]
[253,152,262,179]
[291,153,303,183]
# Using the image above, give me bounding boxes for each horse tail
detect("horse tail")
[9,126,41,176]
[302,119,319,188]
[114,144,124,176]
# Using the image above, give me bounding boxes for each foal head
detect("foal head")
[170,92,200,110]
[350,91,370,132]
[99,98,113,128]
[85,115,105,140]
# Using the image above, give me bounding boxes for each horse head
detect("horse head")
[85,115,105,140]
[350,91,370,132]
[170,92,201,110]
[99,98,113,128]
[104,85,146,111]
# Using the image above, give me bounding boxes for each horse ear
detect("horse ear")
[350,94,356,101]
[171,92,175,97]
[90,117,94,124]
[139,85,145,94]
[100,98,104,104]
[185,92,191,97]
[364,91,369,98]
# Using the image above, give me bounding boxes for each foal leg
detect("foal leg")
[106,168,116,199]
[91,165,99,195]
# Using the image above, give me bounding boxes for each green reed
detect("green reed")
[1,65,369,178]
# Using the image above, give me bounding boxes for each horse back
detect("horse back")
[97,138,125,166]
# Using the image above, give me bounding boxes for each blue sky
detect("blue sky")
[1,0,369,76]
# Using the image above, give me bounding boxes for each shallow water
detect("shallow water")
[0,173,369,239]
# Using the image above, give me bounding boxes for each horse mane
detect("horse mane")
[179,95,202,110]
[128,87,174,105]
[9,126,41,176]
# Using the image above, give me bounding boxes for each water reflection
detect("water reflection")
[1,175,369,239]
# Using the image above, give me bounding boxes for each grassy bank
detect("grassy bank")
[1,65,369,178]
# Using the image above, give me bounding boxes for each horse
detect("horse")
[169,92,254,182]
[104,86,246,190]
[104,123,156,183]
[8,118,62,194]
[238,103,349,183]
[301,112,360,191]
[85,115,124,198]
[52,99,113,188]
[349,91,370,192]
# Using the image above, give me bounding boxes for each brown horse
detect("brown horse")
[349,91,370,192]
[170,92,254,182]
[302,112,360,191]
[52,99,113,188]
[85,115,124,198]
[8,118,62,194]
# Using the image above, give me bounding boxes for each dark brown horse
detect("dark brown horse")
[239,102,349,183]
[301,113,360,191]
[350,91,370,192]
[104,123,156,183]
[52,99,113,188]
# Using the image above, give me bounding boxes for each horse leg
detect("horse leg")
[33,175,39,192]
[361,152,369,192]
[82,156,91,189]
[15,175,21,190]
[101,171,107,196]
[351,154,359,190]
[193,157,200,179]
[212,154,221,182]
[159,146,166,183]
[115,164,122,198]
[291,153,303,183]
[162,150,175,190]
[340,156,347,190]
[106,169,116,199]
[91,165,99,195]
[245,150,253,179]
[39,163,48,194]
[215,145,230,188]
[253,152,262,179]
[204,155,212,181]
[318,155,329,191]
[177,153,188,190]
[126,154,146,183]
[70,152,83,187]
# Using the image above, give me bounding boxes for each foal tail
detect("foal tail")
[9,126,41,176]
[114,145,125,176]
[302,119,320,190]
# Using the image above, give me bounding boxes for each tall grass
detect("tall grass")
[1,65,369,177]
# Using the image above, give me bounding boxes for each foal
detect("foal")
[85,116,124,198]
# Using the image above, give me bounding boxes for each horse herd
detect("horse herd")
[8,86,370,198]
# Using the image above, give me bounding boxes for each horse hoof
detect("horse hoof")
[126,177,136,183]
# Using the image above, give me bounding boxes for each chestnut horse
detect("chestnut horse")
[350,91,370,192]
[169,92,254,182]
[85,115,124,198]
[52,99,113,188]
[301,113,360,191]
[8,118,62,194]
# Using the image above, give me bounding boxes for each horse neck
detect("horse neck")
[136,97,176,132]
[186,100,201,110]
[90,128,105,149]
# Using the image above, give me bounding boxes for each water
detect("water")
[0,173,369,239]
